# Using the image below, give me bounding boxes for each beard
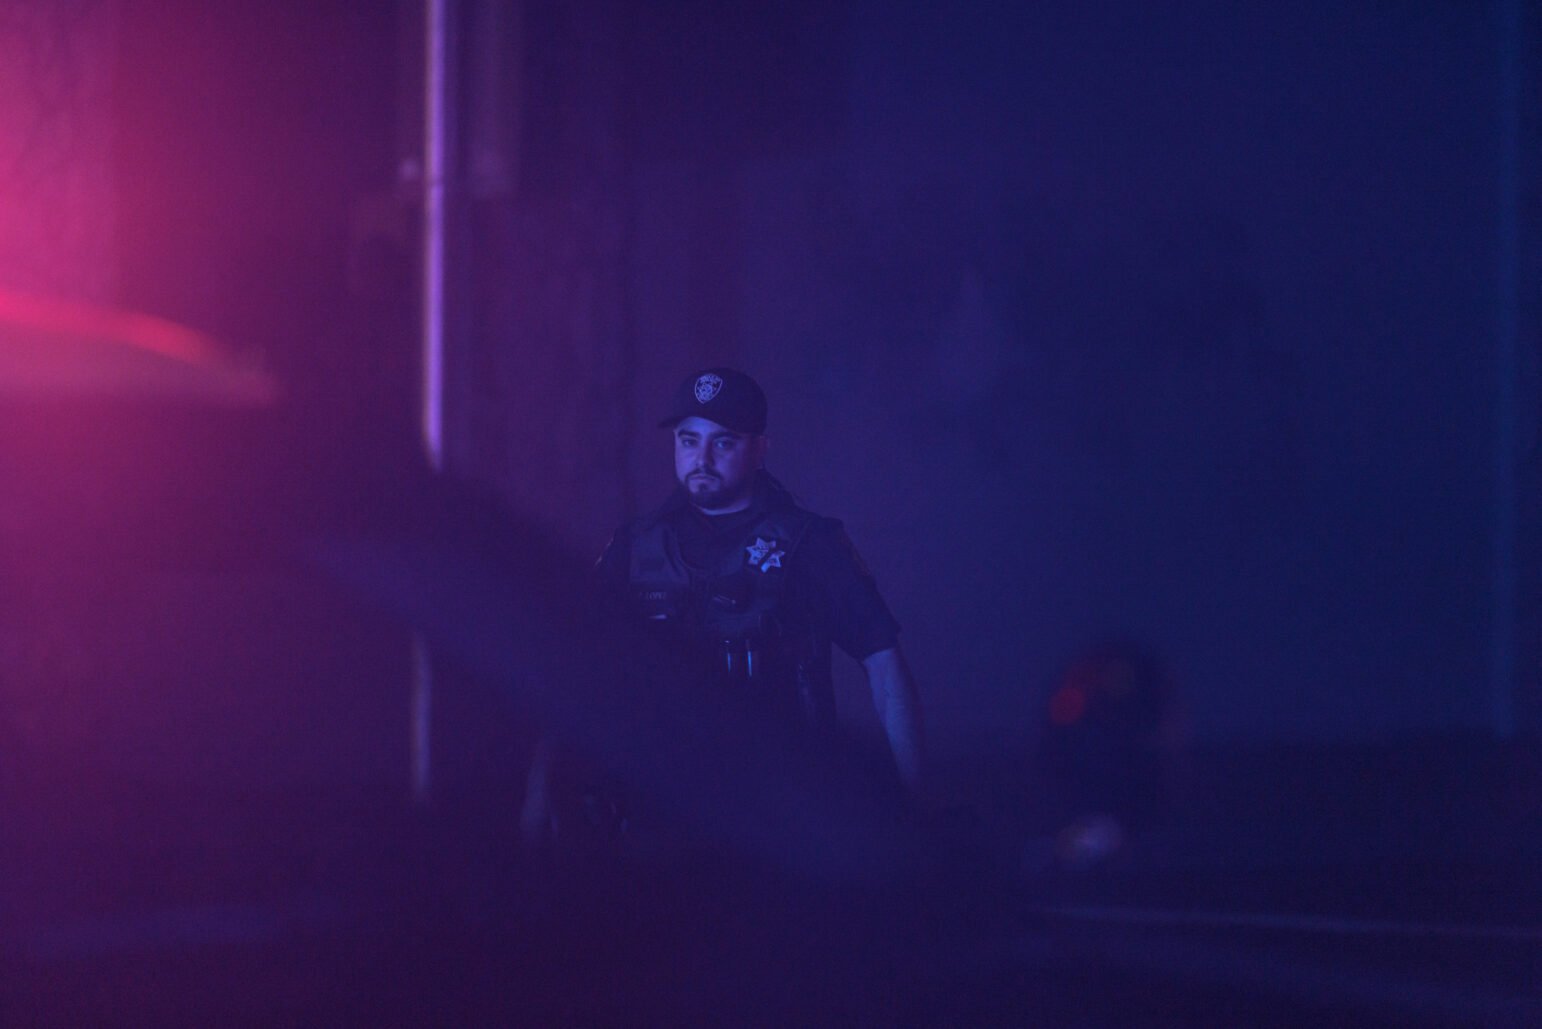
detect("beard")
[682,472,748,510]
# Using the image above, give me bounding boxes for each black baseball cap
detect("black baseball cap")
[658,367,768,435]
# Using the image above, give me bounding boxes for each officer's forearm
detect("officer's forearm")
[863,647,924,791]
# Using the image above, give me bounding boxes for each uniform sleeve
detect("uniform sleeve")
[798,519,901,661]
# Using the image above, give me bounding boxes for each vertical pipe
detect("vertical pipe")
[423,0,448,471]
[413,0,451,802]
[1492,0,1520,740]
[410,636,434,802]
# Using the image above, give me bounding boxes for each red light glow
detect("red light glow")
[1049,686,1088,726]
[0,288,276,405]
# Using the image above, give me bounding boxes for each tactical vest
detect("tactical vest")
[626,503,835,726]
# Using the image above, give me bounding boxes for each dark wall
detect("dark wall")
[113,0,406,399]
[11,1,1529,791]
[4,0,418,791]
[613,2,1517,750]
[459,0,633,549]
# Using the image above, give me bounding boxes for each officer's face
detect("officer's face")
[674,416,766,512]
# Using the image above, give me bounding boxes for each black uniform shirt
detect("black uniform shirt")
[596,481,901,662]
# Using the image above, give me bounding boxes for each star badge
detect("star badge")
[746,537,785,573]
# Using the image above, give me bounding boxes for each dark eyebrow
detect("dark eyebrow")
[676,428,742,443]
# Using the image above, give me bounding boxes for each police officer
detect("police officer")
[520,368,923,845]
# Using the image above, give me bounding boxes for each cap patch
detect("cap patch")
[694,373,724,403]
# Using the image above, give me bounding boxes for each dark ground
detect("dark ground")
[5,739,1537,1027]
